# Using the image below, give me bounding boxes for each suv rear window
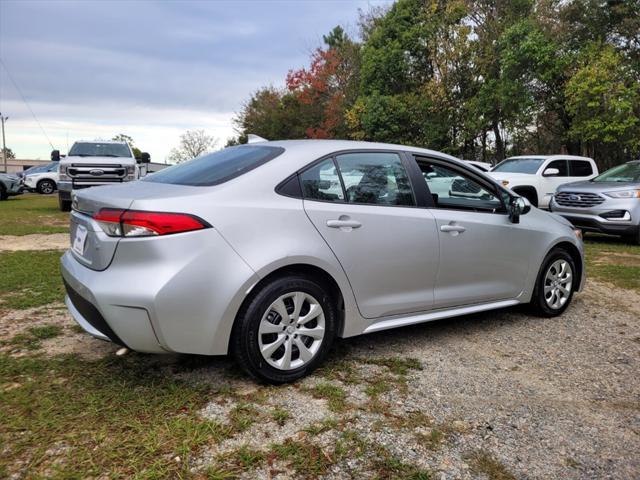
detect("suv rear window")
[144,145,285,186]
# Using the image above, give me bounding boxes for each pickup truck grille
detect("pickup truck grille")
[554,191,605,208]
[68,164,126,185]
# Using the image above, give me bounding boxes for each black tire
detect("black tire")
[58,196,71,211]
[512,187,538,208]
[626,227,640,246]
[529,248,576,317]
[231,274,337,384]
[0,184,7,201]
[37,179,56,194]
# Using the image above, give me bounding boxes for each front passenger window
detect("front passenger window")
[417,160,503,212]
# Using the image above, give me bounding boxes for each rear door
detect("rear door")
[412,157,531,309]
[302,151,439,319]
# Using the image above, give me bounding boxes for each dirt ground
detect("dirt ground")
[0,234,69,251]
[2,279,638,479]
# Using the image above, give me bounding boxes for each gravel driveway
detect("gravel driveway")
[184,280,640,479]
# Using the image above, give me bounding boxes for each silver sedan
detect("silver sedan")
[61,140,585,383]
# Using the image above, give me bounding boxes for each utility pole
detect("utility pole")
[0,113,7,173]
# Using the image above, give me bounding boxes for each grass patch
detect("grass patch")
[360,357,423,376]
[0,250,65,309]
[418,428,445,450]
[0,353,222,478]
[0,194,69,235]
[306,382,347,413]
[271,406,290,426]
[228,403,259,433]
[317,358,361,384]
[304,417,338,436]
[270,439,332,477]
[584,237,640,292]
[467,450,515,480]
[5,324,63,351]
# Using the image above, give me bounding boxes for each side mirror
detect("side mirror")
[51,150,60,162]
[508,196,531,224]
[543,167,559,177]
[136,152,151,164]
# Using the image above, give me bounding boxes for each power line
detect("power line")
[0,58,55,150]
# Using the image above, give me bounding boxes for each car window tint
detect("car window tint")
[300,158,344,202]
[569,160,593,177]
[334,152,414,206]
[417,160,502,212]
[546,160,569,176]
[144,145,284,186]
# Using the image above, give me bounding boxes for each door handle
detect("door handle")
[440,224,466,233]
[327,219,362,229]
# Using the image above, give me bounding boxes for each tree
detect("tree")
[1,147,15,160]
[168,129,218,164]
[112,134,142,158]
[565,45,640,166]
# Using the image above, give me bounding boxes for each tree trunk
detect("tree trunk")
[493,122,505,161]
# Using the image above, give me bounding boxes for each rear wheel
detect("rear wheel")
[58,196,71,211]
[231,275,337,384]
[529,248,576,317]
[0,184,7,200]
[37,179,56,194]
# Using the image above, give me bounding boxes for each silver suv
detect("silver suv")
[61,140,585,383]
[550,161,640,244]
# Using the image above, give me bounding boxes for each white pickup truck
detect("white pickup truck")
[56,140,156,211]
[488,155,599,209]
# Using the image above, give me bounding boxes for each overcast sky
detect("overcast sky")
[0,0,390,161]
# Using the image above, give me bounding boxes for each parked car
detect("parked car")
[22,161,59,194]
[550,160,640,244]
[61,140,585,383]
[57,141,151,211]
[465,160,492,172]
[0,173,24,200]
[489,155,598,209]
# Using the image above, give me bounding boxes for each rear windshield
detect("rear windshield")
[144,145,285,186]
[492,158,545,174]
[69,142,131,158]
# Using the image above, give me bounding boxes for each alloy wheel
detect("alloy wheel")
[543,259,573,309]
[40,181,54,194]
[258,291,325,370]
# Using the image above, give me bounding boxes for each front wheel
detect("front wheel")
[529,248,576,317]
[58,196,71,211]
[625,227,640,246]
[37,179,56,194]
[231,275,337,384]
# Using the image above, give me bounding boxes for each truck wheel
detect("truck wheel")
[37,179,56,194]
[626,227,640,246]
[58,196,71,211]
[512,186,538,208]
[0,184,7,201]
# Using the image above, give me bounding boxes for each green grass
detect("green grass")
[306,382,347,413]
[0,353,220,479]
[0,194,69,235]
[0,250,65,309]
[584,235,640,292]
[4,324,63,350]
[466,450,515,480]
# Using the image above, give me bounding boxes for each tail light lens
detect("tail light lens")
[93,209,209,237]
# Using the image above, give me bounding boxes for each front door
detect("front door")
[414,157,532,309]
[302,152,439,319]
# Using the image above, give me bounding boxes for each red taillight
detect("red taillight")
[93,209,209,237]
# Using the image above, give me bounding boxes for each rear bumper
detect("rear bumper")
[60,227,259,355]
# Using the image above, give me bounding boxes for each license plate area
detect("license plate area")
[72,225,88,256]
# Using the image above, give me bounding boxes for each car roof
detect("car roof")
[504,154,594,161]
[253,139,460,161]
[73,140,128,145]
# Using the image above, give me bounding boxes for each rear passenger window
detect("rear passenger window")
[546,160,569,176]
[569,160,593,177]
[300,158,344,202]
[335,152,414,206]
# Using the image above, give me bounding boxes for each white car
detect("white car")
[489,155,598,209]
[465,160,493,172]
[22,162,59,194]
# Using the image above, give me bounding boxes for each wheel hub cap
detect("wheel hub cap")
[543,259,573,310]
[258,291,326,371]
